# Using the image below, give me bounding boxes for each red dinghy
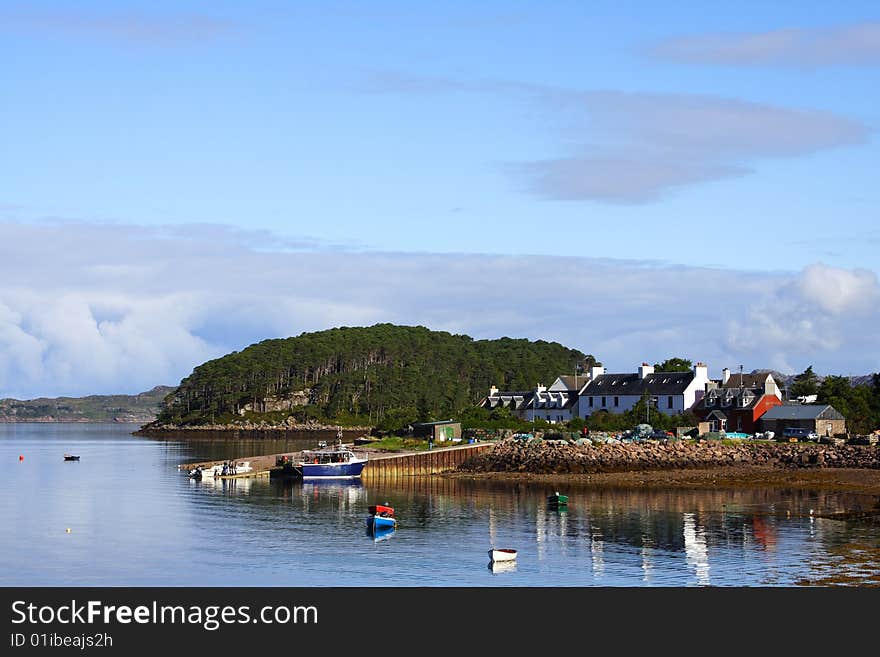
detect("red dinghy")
[368,505,394,517]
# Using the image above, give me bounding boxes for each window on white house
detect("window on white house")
[614,396,619,407]
[589,397,594,408]
[667,396,673,409]
[602,397,606,407]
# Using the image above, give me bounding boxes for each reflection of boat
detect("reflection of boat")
[63,454,80,461]
[191,474,256,492]
[299,449,367,479]
[369,525,396,542]
[488,560,517,574]
[547,492,568,508]
[489,548,517,562]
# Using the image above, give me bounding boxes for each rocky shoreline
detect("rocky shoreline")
[458,438,880,475]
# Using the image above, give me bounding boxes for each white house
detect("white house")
[524,385,578,423]
[480,362,711,425]
[480,380,579,424]
[576,362,710,419]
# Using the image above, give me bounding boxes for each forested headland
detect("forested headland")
[151,324,585,430]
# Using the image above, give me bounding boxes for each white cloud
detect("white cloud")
[649,22,880,67]
[726,264,880,373]
[797,264,879,314]
[1,222,878,398]
[0,6,234,45]
[367,75,870,203]
[519,90,868,202]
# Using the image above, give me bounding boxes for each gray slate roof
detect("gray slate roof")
[760,404,844,420]
[721,373,771,389]
[532,391,577,410]
[480,391,535,411]
[581,371,694,396]
[554,375,592,391]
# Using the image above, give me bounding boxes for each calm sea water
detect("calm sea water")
[2,424,880,587]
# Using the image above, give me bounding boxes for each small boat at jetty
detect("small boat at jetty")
[547,492,568,507]
[186,461,252,479]
[299,449,367,479]
[489,548,517,562]
[63,454,80,461]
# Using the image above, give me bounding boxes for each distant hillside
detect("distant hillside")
[155,324,586,428]
[753,370,874,391]
[0,386,175,423]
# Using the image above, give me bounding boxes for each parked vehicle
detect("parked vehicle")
[782,427,818,441]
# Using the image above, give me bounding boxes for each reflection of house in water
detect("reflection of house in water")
[580,509,687,553]
[641,538,655,583]
[750,516,777,552]
[683,513,710,585]
[590,529,605,579]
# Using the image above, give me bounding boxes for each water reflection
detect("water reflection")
[368,526,396,543]
[275,478,368,512]
[188,474,258,495]
[683,513,710,586]
[488,560,517,575]
[5,425,880,586]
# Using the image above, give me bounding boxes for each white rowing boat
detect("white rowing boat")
[489,548,517,562]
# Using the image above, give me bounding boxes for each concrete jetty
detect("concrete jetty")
[179,441,494,480]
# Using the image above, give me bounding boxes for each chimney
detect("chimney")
[489,385,498,396]
[694,362,709,383]
[589,365,605,381]
[722,368,730,384]
[638,362,654,379]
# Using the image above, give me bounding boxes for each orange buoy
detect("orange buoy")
[19,455,24,461]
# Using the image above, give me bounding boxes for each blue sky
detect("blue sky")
[1,1,879,396]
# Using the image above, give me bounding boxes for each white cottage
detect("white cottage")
[576,362,710,419]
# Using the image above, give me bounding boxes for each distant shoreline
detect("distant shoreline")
[0,418,148,424]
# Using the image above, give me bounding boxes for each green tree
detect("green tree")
[790,365,820,398]
[653,357,692,372]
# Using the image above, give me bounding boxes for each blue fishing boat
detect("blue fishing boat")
[366,503,397,535]
[368,514,397,532]
[298,449,368,479]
